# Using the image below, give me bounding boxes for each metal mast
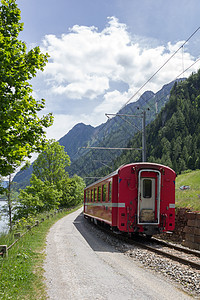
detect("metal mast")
[142,110,146,162]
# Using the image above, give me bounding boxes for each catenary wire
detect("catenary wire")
[119,26,200,111]
[73,28,200,178]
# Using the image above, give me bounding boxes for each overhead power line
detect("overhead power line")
[81,146,142,151]
[75,27,200,177]
[120,26,200,111]
[176,57,200,79]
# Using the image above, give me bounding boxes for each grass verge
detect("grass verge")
[0,205,82,299]
[175,169,200,211]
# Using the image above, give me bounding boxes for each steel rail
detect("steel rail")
[129,239,200,270]
[151,237,200,258]
[92,220,200,270]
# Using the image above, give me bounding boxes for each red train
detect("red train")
[84,162,176,237]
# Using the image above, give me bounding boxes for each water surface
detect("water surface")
[0,201,9,233]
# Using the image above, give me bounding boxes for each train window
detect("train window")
[98,186,101,202]
[143,179,152,198]
[102,184,106,202]
[94,188,97,202]
[91,189,94,202]
[85,191,87,202]
[108,181,112,202]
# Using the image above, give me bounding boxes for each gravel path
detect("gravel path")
[44,208,193,300]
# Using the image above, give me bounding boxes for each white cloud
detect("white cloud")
[41,17,198,100]
[44,113,106,141]
[52,75,109,100]
[41,17,132,99]
[94,90,129,115]
[45,114,82,140]
[36,17,200,140]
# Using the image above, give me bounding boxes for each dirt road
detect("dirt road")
[44,208,192,299]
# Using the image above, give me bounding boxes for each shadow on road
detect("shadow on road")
[73,212,119,253]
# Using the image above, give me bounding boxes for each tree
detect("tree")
[33,140,71,186]
[15,174,62,219]
[0,0,53,176]
[72,174,85,205]
[16,140,70,217]
[59,174,85,208]
[5,174,12,230]
[0,174,19,231]
[15,141,85,219]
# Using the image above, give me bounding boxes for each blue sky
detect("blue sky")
[16,0,200,141]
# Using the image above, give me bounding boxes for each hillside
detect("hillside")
[66,79,181,177]
[14,81,177,187]
[13,78,183,187]
[113,70,200,176]
[61,80,178,164]
[175,170,200,211]
[59,123,96,161]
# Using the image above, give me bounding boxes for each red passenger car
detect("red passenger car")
[84,163,176,236]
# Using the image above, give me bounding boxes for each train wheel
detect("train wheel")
[130,232,139,239]
[146,234,152,239]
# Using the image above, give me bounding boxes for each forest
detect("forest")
[112,70,200,175]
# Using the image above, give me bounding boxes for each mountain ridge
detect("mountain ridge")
[13,78,184,186]
[112,70,200,175]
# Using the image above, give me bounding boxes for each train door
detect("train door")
[137,169,161,225]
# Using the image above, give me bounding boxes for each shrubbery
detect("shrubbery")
[13,141,85,221]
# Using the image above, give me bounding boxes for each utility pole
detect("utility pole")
[155,101,158,114]
[105,110,148,162]
[142,110,146,162]
[82,110,148,165]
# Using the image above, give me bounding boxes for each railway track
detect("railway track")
[128,236,200,270]
[93,221,200,270]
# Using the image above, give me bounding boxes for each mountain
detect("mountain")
[13,78,183,187]
[113,70,200,175]
[59,123,96,161]
[0,181,8,188]
[65,79,183,177]
[13,164,33,190]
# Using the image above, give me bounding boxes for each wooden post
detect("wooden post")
[14,232,21,239]
[26,225,31,230]
[0,245,8,257]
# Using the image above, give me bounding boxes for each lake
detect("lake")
[0,201,9,233]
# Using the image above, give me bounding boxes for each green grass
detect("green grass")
[0,170,199,299]
[0,206,82,299]
[175,169,200,211]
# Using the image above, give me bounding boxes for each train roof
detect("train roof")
[120,162,176,173]
[85,167,120,190]
[85,162,176,190]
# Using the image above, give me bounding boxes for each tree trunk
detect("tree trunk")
[7,174,12,231]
